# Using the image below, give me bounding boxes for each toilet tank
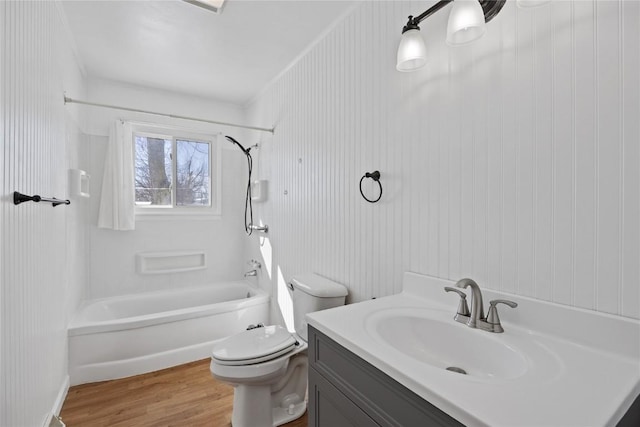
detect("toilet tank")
[289,273,348,342]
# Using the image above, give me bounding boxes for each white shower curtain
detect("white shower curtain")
[97,120,135,230]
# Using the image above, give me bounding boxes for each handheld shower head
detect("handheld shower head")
[226,135,256,235]
[225,135,249,155]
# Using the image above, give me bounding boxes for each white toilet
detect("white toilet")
[210,273,348,427]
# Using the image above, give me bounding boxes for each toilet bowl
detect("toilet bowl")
[210,325,309,427]
[210,274,348,427]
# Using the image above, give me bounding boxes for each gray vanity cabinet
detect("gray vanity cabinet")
[308,326,464,427]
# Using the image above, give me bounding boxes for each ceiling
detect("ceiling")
[61,0,356,106]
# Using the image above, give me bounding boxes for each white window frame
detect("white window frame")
[132,123,222,219]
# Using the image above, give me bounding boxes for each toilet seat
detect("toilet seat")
[212,325,298,366]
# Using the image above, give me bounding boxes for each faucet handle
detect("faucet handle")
[247,259,262,268]
[486,299,518,333]
[490,299,518,309]
[444,287,470,317]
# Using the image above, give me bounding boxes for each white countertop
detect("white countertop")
[306,272,640,427]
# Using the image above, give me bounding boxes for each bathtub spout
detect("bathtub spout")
[244,269,258,277]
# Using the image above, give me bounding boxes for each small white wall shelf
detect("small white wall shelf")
[136,251,206,274]
[251,180,268,202]
[69,169,90,198]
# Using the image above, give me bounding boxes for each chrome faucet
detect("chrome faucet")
[445,278,518,333]
[244,259,261,277]
[455,278,484,328]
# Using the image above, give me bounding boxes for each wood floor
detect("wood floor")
[60,359,308,427]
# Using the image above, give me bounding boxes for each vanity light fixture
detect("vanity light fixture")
[397,0,505,72]
[397,0,551,72]
[182,0,226,14]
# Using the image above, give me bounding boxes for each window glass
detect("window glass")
[176,139,210,206]
[132,128,218,215]
[134,135,172,206]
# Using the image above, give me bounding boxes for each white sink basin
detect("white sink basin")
[366,308,528,380]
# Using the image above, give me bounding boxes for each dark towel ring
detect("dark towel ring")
[359,171,382,203]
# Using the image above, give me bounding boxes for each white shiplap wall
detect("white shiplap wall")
[1,1,86,425]
[247,0,639,319]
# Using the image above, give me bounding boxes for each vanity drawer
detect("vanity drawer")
[308,325,463,427]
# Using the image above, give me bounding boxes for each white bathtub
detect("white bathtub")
[68,281,269,385]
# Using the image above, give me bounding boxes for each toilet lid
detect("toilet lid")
[212,325,298,365]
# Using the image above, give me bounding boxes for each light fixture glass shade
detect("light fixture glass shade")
[446,0,487,46]
[516,0,551,8]
[396,29,427,72]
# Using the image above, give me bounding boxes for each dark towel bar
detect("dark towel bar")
[13,191,70,207]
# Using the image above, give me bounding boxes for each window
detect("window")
[133,126,220,216]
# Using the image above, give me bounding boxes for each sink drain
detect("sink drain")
[446,366,467,375]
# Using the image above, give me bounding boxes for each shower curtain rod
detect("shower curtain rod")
[63,96,275,134]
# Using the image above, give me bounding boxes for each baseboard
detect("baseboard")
[42,375,70,427]
[53,375,70,415]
